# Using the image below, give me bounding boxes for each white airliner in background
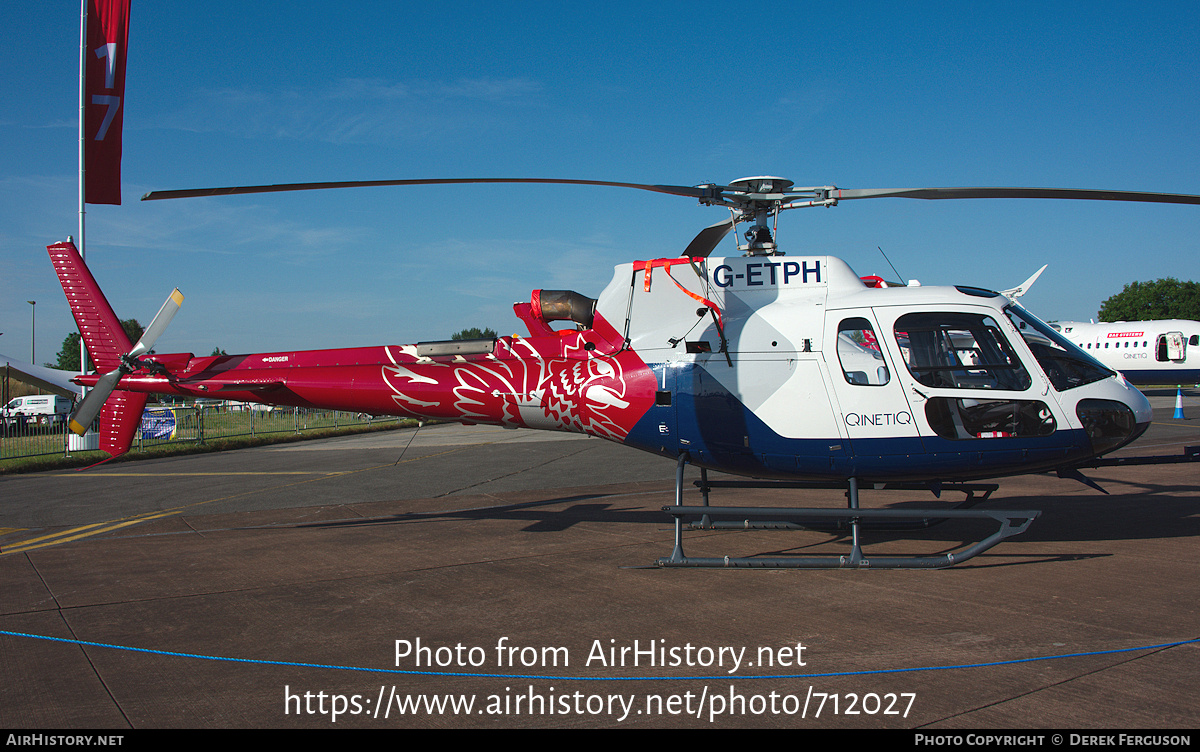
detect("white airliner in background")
[999,266,1198,387]
[1050,320,1200,386]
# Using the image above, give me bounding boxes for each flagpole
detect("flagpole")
[78,0,86,263]
[77,0,90,405]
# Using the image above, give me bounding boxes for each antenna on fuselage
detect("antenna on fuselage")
[1002,264,1048,303]
[878,246,906,286]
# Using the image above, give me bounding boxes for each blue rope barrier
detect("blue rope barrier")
[2,629,1196,682]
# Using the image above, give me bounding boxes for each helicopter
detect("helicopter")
[48,176,1200,568]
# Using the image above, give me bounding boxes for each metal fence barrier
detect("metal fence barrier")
[1,405,401,463]
[0,417,71,461]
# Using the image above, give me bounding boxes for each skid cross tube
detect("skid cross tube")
[691,471,1000,532]
[659,459,1038,569]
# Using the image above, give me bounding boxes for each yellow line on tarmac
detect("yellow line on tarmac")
[1,511,181,555]
[2,444,477,556]
[8,521,109,547]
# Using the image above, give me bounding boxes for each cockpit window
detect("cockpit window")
[894,312,1031,391]
[1004,305,1113,390]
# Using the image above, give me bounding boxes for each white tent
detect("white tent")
[0,352,80,400]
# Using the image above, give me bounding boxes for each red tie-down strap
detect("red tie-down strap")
[633,258,724,330]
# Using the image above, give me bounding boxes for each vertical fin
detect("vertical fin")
[47,240,133,371]
[98,391,147,459]
[47,240,140,459]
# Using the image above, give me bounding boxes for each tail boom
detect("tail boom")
[80,331,658,443]
[49,235,659,455]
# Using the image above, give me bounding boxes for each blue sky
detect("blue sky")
[4,1,1199,363]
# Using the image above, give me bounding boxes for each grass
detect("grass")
[0,417,422,475]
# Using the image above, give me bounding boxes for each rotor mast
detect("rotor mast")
[696,176,830,256]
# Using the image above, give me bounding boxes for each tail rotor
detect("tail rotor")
[68,289,183,435]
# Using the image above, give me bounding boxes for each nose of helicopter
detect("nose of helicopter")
[1074,376,1152,455]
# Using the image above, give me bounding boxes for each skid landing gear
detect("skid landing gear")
[656,455,1040,569]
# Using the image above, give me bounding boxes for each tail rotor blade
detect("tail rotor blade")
[69,368,123,435]
[129,289,184,358]
[70,288,182,435]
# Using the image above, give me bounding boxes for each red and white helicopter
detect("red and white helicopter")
[49,177,1200,568]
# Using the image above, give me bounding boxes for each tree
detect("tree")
[451,327,498,340]
[50,319,145,371]
[211,347,228,356]
[1098,278,1200,322]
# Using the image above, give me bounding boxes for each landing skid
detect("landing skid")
[656,456,1040,569]
[689,471,998,531]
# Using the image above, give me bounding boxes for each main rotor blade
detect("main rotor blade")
[830,187,1200,204]
[68,368,122,435]
[145,178,1200,207]
[682,218,735,258]
[142,178,715,202]
[128,289,184,358]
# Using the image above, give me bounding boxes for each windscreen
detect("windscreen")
[1004,305,1114,391]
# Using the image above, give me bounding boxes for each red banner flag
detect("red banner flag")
[84,0,131,205]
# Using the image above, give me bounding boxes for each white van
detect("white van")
[2,394,74,426]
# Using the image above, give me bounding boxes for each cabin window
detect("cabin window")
[837,318,890,385]
[894,312,1030,391]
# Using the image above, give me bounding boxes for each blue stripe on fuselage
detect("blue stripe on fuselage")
[623,362,1095,482]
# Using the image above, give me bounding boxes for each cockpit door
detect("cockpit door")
[880,307,1066,448]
